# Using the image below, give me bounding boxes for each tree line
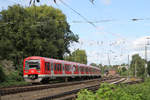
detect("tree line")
[0,5,78,83]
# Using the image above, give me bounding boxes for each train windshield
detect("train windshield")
[25,60,40,70]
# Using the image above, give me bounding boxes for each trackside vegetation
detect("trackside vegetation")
[77,78,150,100]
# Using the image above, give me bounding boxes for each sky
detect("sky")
[0,0,150,65]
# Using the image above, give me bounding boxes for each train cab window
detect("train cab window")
[27,60,40,70]
[51,63,53,71]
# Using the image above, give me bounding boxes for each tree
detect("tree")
[0,5,78,70]
[0,65,6,82]
[122,67,127,72]
[90,63,98,67]
[130,54,145,77]
[147,61,150,76]
[64,49,87,64]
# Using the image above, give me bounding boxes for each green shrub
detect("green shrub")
[0,65,6,82]
[6,71,24,82]
[95,83,116,100]
[76,89,95,100]
[77,79,150,100]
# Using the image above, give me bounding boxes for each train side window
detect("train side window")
[80,67,83,72]
[82,67,84,72]
[73,65,76,72]
[69,65,71,71]
[57,64,61,71]
[45,63,47,70]
[86,68,88,73]
[63,64,65,71]
[65,65,68,71]
[65,65,70,71]
[59,64,62,71]
[76,65,78,72]
[80,67,82,72]
[47,63,50,71]
[67,65,69,71]
[54,63,57,71]
[65,65,67,71]
[83,67,86,72]
[57,64,59,71]
[45,62,50,71]
[51,63,53,71]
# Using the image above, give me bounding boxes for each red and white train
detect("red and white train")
[23,56,101,83]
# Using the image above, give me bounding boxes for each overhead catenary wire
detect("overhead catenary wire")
[2,0,149,65]
[57,0,133,65]
[59,0,97,28]
[57,0,144,44]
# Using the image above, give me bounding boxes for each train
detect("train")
[23,56,101,83]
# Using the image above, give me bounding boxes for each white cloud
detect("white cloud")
[101,0,111,5]
[70,35,150,65]
[128,36,150,60]
[133,36,150,49]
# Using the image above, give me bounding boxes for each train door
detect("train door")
[54,63,58,74]
[80,66,84,75]
[45,62,51,74]
[76,65,79,74]
[65,64,72,75]
[51,62,54,76]
[73,65,78,74]
[57,63,62,74]
[86,67,88,74]
[54,63,62,75]
[62,63,65,75]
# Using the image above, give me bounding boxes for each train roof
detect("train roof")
[25,56,100,70]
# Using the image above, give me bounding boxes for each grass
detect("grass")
[0,81,30,88]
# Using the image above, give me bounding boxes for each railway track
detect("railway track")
[2,77,143,100]
[41,77,142,100]
[0,77,122,100]
[37,78,123,100]
[0,76,119,96]
[0,78,98,96]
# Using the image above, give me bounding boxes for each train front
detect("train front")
[23,57,43,83]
